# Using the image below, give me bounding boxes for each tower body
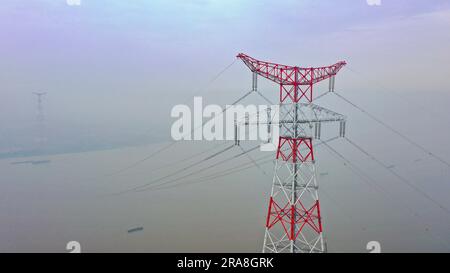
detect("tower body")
[33,92,47,145]
[33,92,46,123]
[263,98,324,253]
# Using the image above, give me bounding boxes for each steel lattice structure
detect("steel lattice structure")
[33,92,47,146]
[33,92,46,123]
[237,53,346,253]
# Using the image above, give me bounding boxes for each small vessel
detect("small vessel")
[10,160,51,165]
[127,227,144,234]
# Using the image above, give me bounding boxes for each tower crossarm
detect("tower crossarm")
[276,103,346,126]
[240,104,346,128]
[237,53,346,86]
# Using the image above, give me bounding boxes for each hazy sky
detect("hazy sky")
[1,0,450,145]
[1,0,450,252]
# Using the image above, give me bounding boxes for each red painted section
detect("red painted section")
[237,53,346,103]
[265,198,323,240]
[276,137,314,163]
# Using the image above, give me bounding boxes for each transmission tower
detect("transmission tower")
[237,54,347,253]
[33,92,46,123]
[33,92,46,144]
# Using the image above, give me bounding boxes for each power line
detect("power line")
[104,59,238,177]
[108,88,254,177]
[113,136,341,196]
[344,136,450,216]
[133,145,261,193]
[238,145,270,177]
[109,143,238,196]
[138,137,340,193]
[109,84,276,190]
[333,91,450,169]
[319,139,450,250]
[137,143,235,186]
[318,187,369,233]
[115,142,230,178]
[94,143,232,191]
[149,137,340,192]
[319,139,391,195]
[313,91,331,102]
[148,155,275,192]
[344,65,448,120]
[255,91,275,105]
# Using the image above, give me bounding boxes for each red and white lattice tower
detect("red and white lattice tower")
[237,54,347,253]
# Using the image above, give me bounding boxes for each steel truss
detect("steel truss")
[237,53,346,253]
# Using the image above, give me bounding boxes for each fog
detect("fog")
[0,0,450,252]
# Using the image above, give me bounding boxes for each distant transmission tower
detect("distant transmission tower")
[33,92,46,144]
[33,92,46,123]
[237,54,346,253]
